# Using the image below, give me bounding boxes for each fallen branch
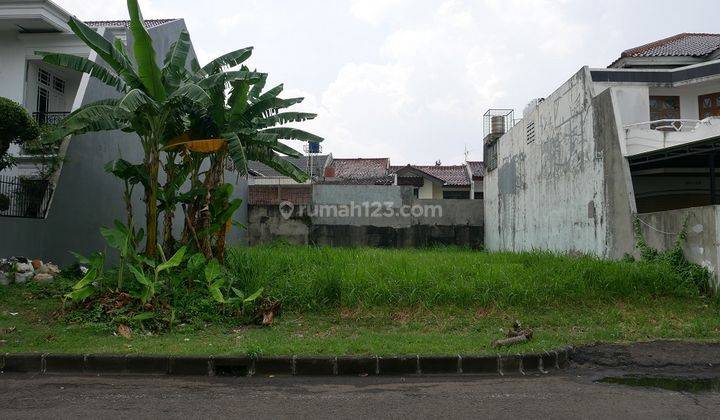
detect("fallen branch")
[493,329,533,348]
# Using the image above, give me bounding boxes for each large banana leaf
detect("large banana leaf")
[261,127,323,143]
[224,132,249,175]
[246,132,278,145]
[252,112,317,129]
[190,58,207,78]
[167,83,211,108]
[197,70,264,93]
[258,84,284,100]
[127,0,166,101]
[114,38,132,63]
[67,16,142,89]
[202,47,253,74]
[118,89,160,115]
[65,98,121,120]
[164,30,191,71]
[48,104,125,141]
[247,96,304,119]
[249,73,268,99]
[162,30,193,92]
[263,153,309,183]
[104,158,150,187]
[270,141,303,158]
[228,80,250,121]
[38,52,126,92]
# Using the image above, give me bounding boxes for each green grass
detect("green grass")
[1,246,718,356]
[224,245,704,310]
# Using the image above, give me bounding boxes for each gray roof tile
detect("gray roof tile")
[84,19,179,29]
[248,155,329,178]
[621,33,720,58]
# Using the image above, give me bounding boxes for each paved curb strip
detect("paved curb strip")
[1,346,572,377]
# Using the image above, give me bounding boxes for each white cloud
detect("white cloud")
[349,0,408,24]
[48,0,720,164]
[306,0,595,163]
[52,0,163,20]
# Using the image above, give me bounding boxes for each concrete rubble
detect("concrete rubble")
[0,257,60,286]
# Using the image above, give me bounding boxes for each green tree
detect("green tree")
[166,56,324,258]
[0,97,40,170]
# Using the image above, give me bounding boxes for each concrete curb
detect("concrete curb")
[0,346,572,377]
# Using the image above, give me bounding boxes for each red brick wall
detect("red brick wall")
[249,185,312,205]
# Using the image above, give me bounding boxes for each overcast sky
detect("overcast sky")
[53,0,720,165]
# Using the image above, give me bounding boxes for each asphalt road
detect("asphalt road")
[1,370,719,419]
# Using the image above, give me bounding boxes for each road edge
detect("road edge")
[0,346,572,377]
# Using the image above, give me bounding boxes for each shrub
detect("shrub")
[0,97,40,169]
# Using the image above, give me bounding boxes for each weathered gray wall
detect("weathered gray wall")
[594,88,638,259]
[0,21,248,265]
[484,67,638,258]
[637,206,720,288]
[313,184,406,206]
[249,184,484,248]
[248,205,310,246]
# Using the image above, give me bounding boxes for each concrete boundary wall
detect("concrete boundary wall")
[248,184,484,248]
[484,67,608,255]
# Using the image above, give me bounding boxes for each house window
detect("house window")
[443,190,470,199]
[474,192,484,200]
[38,68,51,86]
[649,96,680,126]
[699,93,720,119]
[36,87,49,114]
[53,76,65,93]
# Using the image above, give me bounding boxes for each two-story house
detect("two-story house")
[0,0,210,264]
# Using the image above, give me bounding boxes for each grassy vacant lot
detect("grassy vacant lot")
[1,245,718,356]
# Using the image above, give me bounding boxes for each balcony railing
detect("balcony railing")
[0,175,53,219]
[624,117,720,156]
[32,111,69,126]
[623,119,715,132]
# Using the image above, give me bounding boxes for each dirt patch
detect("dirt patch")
[573,341,720,369]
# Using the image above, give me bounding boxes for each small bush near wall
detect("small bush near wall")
[0,97,40,170]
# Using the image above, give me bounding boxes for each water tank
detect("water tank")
[491,116,505,135]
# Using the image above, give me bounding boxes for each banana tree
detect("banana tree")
[162,55,323,259]
[37,1,254,258]
[40,0,322,260]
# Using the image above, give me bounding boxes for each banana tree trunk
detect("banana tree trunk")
[162,155,177,252]
[197,154,224,259]
[212,152,228,261]
[144,146,160,258]
[181,163,202,246]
